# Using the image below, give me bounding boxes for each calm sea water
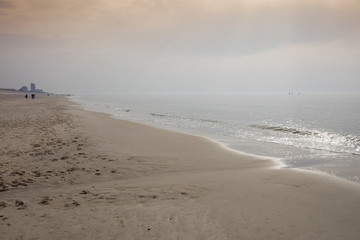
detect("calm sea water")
[69,93,360,183]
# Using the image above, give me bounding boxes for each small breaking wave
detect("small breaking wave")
[249,124,360,155]
[150,113,168,117]
[250,125,319,136]
[150,113,220,124]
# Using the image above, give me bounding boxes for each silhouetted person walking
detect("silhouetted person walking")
[31,94,35,99]
[25,94,28,99]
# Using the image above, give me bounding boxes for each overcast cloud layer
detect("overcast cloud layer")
[1,0,360,94]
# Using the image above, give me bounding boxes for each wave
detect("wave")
[250,124,360,154]
[150,113,220,124]
[250,125,319,136]
[150,113,168,117]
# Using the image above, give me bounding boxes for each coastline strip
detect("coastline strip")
[1,93,360,240]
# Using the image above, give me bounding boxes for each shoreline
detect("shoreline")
[68,97,287,170]
[69,98,283,163]
[1,93,360,239]
[68,95,360,191]
[68,96,358,184]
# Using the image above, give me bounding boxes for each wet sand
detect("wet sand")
[1,92,360,240]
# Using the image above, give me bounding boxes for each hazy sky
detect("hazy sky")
[1,0,360,94]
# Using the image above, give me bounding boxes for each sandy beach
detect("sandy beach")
[1,92,360,240]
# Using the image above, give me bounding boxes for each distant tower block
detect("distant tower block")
[31,83,36,92]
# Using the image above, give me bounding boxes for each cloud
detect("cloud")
[1,0,360,93]
[0,0,14,9]
[1,0,359,55]
[59,0,359,56]
[138,0,360,56]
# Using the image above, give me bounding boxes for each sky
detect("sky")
[0,0,360,94]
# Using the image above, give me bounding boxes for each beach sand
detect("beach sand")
[1,92,360,240]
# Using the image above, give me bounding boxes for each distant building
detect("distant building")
[19,86,28,92]
[31,83,36,92]
[17,83,50,94]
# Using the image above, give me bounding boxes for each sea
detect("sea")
[69,92,360,183]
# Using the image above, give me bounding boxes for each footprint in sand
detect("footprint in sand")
[0,201,7,209]
[79,190,90,195]
[38,196,52,205]
[65,200,80,207]
[15,200,26,210]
